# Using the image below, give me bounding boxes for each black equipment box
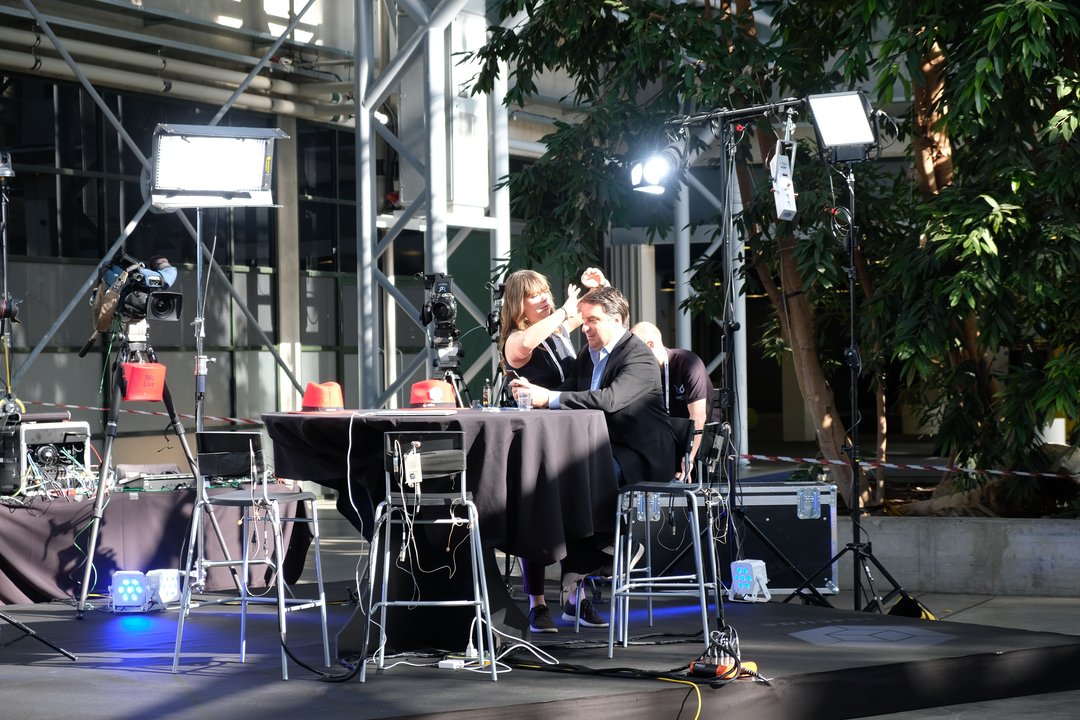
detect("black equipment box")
[727,481,838,594]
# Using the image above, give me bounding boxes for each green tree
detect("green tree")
[471,0,1080,514]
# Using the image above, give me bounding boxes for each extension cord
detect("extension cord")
[689,659,759,679]
[438,658,466,670]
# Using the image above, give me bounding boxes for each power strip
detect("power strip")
[438,658,466,670]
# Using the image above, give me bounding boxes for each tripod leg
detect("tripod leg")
[732,508,834,608]
[76,379,124,618]
[444,370,472,408]
[782,544,851,606]
[0,611,77,661]
[858,544,917,612]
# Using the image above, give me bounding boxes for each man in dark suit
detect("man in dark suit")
[510,285,674,625]
[511,285,674,483]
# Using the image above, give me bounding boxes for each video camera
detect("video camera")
[105,254,183,323]
[419,273,459,347]
[79,253,184,357]
[418,273,463,371]
[485,281,504,342]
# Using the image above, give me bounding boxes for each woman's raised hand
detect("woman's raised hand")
[561,284,582,319]
[580,267,609,288]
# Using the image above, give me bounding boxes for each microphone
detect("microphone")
[78,332,99,358]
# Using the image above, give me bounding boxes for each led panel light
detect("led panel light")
[146,568,182,608]
[806,91,878,164]
[149,124,288,209]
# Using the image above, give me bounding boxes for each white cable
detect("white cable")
[485,616,560,666]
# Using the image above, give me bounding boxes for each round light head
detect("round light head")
[630,144,683,194]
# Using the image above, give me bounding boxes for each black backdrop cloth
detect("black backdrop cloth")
[0,488,310,605]
[264,408,619,566]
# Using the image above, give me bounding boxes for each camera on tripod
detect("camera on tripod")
[79,253,184,357]
[419,273,459,347]
[418,273,463,371]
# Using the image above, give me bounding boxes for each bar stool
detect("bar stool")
[607,421,724,656]
[360,430,497,682]
[172,430,330,680]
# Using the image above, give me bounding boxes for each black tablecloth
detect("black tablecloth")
[264,408,619,566]
[0,488,310,605]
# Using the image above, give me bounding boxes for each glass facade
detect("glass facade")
[0,73,357,438]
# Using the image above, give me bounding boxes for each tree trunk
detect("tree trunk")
[913,39,953,195]
[738,140,854,504]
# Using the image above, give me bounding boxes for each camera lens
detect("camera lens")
[150,296,175,317]
[146,292,182,321]
[431,294,456,322]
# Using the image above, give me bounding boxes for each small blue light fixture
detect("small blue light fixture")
[109,571,150,613]
[728,559,771,603]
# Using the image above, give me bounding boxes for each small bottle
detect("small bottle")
[481,378,492,407]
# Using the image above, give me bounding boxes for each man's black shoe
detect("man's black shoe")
[562,597,608,628]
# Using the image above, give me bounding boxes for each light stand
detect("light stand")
[631,101,821,651]
[148,124,287,610]
[0,154,21,417]
[707,110,832,610]
[149,123,288,431]
[0,153,76,659]
[783,92,916,613]
[785,164,910,612]
[631,94,916,614]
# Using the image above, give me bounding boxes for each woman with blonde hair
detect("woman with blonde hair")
[499,270,583,393]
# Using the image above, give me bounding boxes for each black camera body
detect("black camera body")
[420,273,459,347]
[108,254,183,322]
[485,281,504,340]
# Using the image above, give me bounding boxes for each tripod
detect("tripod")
[441,366,472,408]
[783,165,912,613]
[74,319,230,617]
[431,335,473,408]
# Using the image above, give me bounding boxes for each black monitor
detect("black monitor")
[195,431,263,479]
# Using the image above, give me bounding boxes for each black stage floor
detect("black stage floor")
[3,586,1080,720]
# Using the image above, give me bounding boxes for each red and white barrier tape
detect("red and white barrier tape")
[25,401,262,426]
[23,400,1074,479]
[740,453,1076,480]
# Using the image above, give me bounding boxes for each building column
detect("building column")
[275,115,302,411]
